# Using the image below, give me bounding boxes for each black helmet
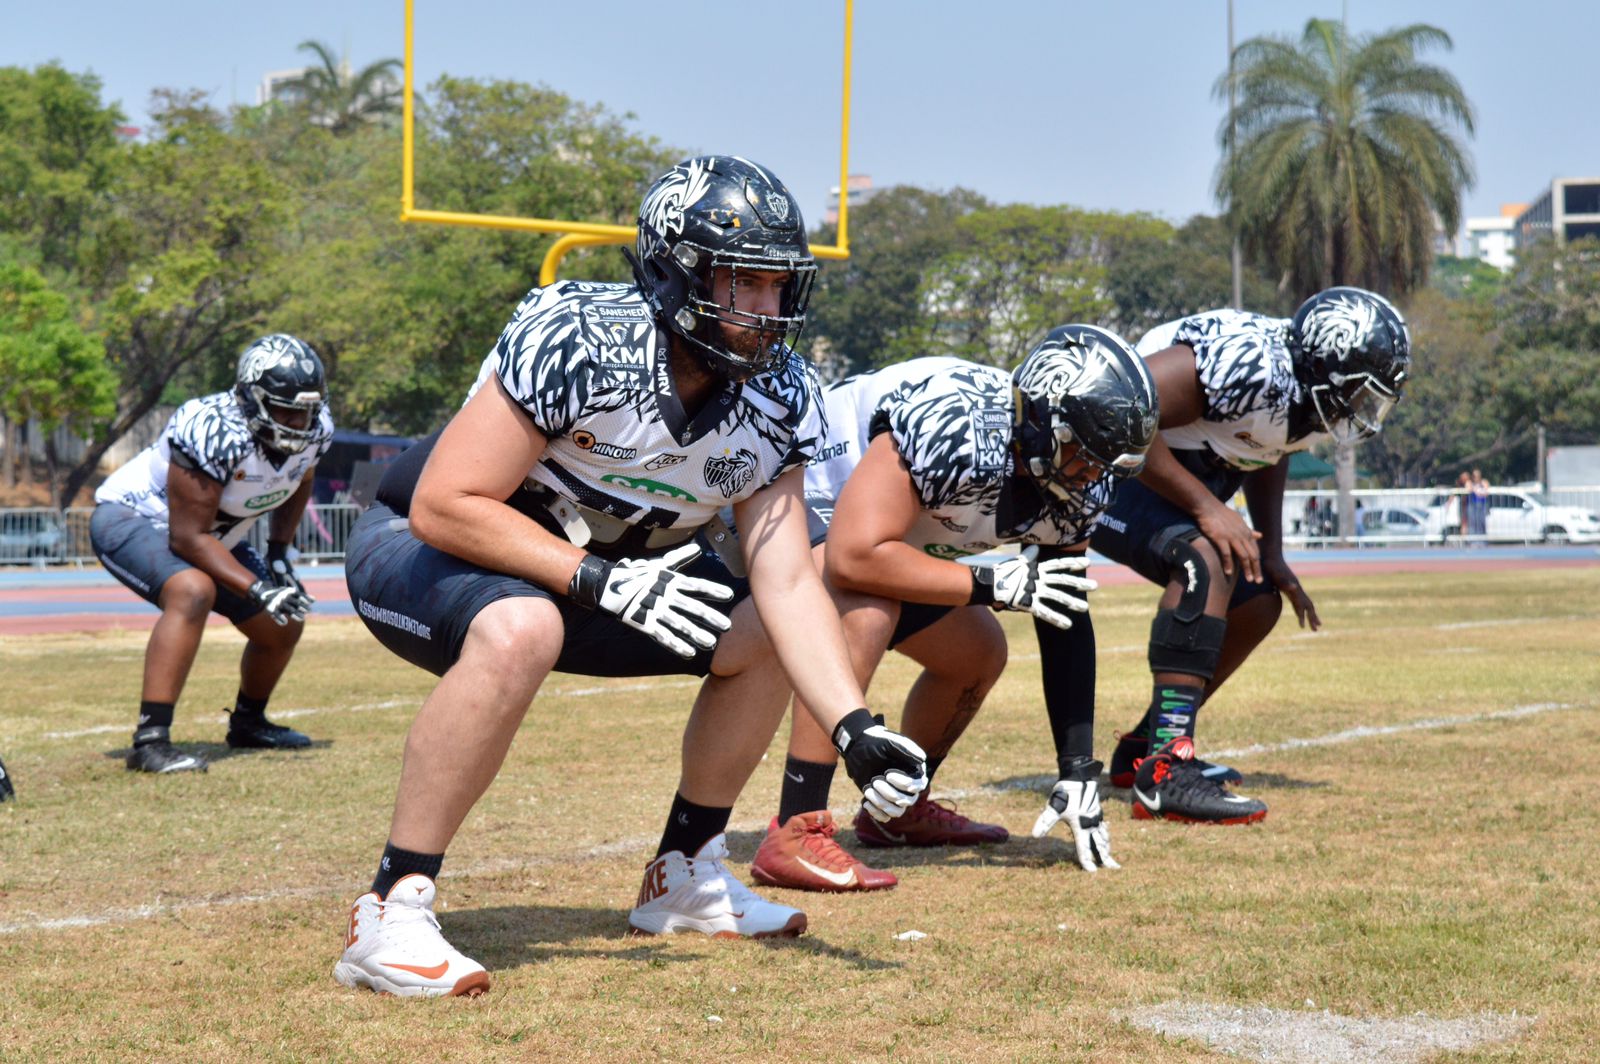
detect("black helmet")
[1013,324,1158,512]
[234,334,326,455]
[625,155,817,380]
[1288,286,1410,443]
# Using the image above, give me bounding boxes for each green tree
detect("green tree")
[1106,214,1289,338]
[0,64,124,276]
[1218,19,1474,299]
[0,263,116,501]
[805,186,988,376]
[57,92,289,506]
[278,41,403,134]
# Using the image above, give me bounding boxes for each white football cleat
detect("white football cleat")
[333,874,490,997]
[629,833,807,939]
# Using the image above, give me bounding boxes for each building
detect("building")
[1514,177,1600,247]
[257,68,310,107]
[824,174,876,226]
[1457,203,1525,270]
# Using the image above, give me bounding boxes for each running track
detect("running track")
[3,546,1596,637]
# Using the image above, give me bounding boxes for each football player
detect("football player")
[91,335,332,773]
[333,157,929,998]
[1091,287,1411,823]
[748,325,1158,892]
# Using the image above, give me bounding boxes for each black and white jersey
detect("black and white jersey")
[469,281,825,543]
[94,392,333,548]
[806,357,1108,559]
[1137,310,1325,471]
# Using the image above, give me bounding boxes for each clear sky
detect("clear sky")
[8,1,1598,233]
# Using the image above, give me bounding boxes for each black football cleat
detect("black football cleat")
[0,752,15,801]
[126,727,208,773]
[226,714,312,750]
[1131,737,1265,825]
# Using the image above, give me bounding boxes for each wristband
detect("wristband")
[566,554,612,609]
[830,707,878,753]
[968,565,996,606]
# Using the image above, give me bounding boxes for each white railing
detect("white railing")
[0,504,365,567]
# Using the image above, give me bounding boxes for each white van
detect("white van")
[1422,488,1600,544]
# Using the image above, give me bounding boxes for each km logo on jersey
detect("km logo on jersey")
[704,448,757,499]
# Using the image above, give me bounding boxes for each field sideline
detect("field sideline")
[1,568,1597,1061]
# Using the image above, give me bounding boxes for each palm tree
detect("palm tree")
[1216,18,1474,537]
[281,40,403,134]
[1217,19,1474,301]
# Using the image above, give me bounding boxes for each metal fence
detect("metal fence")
[0,504,364,567]
[2,487,1597,567]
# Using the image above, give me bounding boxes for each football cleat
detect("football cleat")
[629,834,807,939]
[226,713,312,750]
[126,727,207,773]
[0,752,13,802]
[853,795,1009,848]
[1109,729,1241,788]
[333,874,490,997]
[1130,737,1267,825]
[750,812,898,893]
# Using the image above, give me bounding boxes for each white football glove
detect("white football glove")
[832,709,929,822]
[971,546,1096,630]
[572,544,734,659]
[1032,758,1119,872]
[248,580,312,626]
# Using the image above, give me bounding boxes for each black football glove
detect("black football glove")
[831,709,928,822]
[248,580,312,626]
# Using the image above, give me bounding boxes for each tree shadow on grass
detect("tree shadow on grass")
[447,903,902,973]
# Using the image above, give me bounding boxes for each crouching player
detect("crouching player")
[333,156,928,997]
[749,325,1159,893]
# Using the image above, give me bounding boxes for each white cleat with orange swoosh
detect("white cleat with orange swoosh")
[333,874,490,997]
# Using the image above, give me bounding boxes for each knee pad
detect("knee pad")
[1148,609,1228,681]
[1151,525,1211,622]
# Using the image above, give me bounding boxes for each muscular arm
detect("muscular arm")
[267,471,314,549]
[166,463,262,597]
[1243,456,1320,629]
[408,376,586,592]
[735,467,868,735]
[1136,345,1262,582]
[824,432,978,605]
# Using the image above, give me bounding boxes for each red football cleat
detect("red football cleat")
[751,811,897,892]
[853,795,1009,848]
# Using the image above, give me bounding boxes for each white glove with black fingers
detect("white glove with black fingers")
[1032,756,1119,872]
[265,541,314,603]
[568,544,734,659]
[969,546,1096,630]
[832,709,929,822]
[248,580,312,626]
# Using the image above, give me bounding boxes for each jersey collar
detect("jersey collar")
[652,335,742,448]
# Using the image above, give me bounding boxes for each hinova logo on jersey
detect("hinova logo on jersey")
[243,489,292,511]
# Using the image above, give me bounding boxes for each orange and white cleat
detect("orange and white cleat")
[333,874,490,997]
[750,811,898,893]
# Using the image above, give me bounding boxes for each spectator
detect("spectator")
[1456,471,1472,539]
[1469,468,1490,539]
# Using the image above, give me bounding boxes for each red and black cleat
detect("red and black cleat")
[1130,737,1266,825]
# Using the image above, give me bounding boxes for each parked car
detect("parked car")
[1422,489,1600,544]
[0,511,66,561]
[1358,505,1430,539]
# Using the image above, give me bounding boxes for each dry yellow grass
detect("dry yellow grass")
[1,568,1596,1062]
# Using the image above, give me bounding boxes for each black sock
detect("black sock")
[656,792,731,858]
[1150,682,1204,750]
[924,755,946,789]
[135,701,174,742]
[777,757,837,822]
[372,842,444,898]
[232,692,269,725]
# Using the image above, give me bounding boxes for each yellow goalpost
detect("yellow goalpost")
[399,0,855,285]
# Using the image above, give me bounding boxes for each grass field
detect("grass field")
[2,568,1597,1062]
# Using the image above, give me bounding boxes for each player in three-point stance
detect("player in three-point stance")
[333,156,929,997]
[91,335,331,774]
[1091,287,1411,823]
[748,325,1159,893]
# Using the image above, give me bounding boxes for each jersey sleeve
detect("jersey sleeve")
[773,354,828,478]
[167,399,252,484]
[308,406,336,463]
[880,380,984,509]
[491,287,590,438]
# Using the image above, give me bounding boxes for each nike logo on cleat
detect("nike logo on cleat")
[1133,787,1160,811]
[383,961,449,979]
[794,857,857,886]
